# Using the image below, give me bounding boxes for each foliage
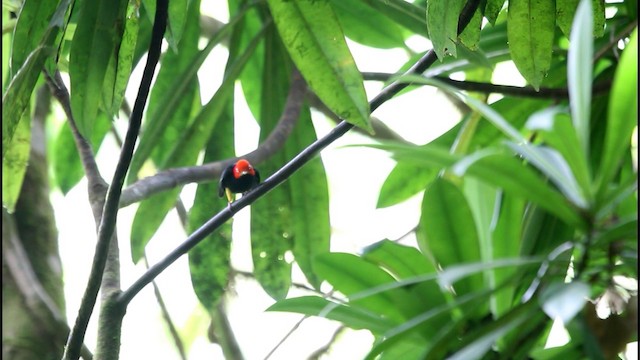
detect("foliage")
[2,0,637,358]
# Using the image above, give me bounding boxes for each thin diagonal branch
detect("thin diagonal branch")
[62,0,168,358]
[45,71,109,218]
[362,73,613,99]
[118,69,307,208]
[117,0,482,307]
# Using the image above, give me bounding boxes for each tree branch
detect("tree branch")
[62,0,168,358]
[118,69,307,208]
[117,0,482,306]
[362,73,612,99]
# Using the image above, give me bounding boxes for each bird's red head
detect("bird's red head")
[233,159,255,179]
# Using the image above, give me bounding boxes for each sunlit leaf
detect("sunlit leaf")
[426,0,465,59]
[268,296,397,334]
[314,252,415,322]
[507,0,555,89]
[417,178,484,297]
[330,0,406,49]
[596,28,637,197]
[567,0,594,156]
[267,0,371,132]
[539,281,590,324]
[2,112,30,213]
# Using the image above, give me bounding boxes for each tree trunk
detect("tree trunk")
[3,87,66,360]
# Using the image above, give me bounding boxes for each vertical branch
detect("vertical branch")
[61,0,169,358]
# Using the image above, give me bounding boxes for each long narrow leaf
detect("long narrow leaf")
[596,28,637,196]
[267,0,371,132]
[506,0,555,89]
[567,0,593,156]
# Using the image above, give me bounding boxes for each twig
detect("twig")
[307,326,347,360]
[118,69,307,208]
[144,255,188,360]
[263,315,310,360]
[61,0,168,358]
[116,0,482,307]
[362,73,612,99]
[593,20,638,62]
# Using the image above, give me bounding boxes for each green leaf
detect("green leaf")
[377,126,460,208]
[362,240,452,337]
[596,28,637,197]
[107,0,139,117]
[377,162,436,208]
[459,5,483,51]
[146,0,200,168]
[426,0,465,59]
[288,109,331,289]
[2,45,49,158]
[556,0,605,38]
[250,25,294,300]
[267,0,371,132]
[567,0,594,156]
[505,142,588,209]
[417,178,484,298]
[484,0,506,25]
[330,0,406,49]
[362,240,436,279]
[538,281,590,324]
[507,0,555,89]
[455,153,586,229]
[446,302,535,360]
[314,252,412,322]
[9,0,58,79]
[2,112,30,213]
[52,113,111,194]
[268,296,397,334]
[2,0,72,158]
[167,0,188,49]
[365,0,429,38]
[69,0,126,139]
[489,192,526,317]
[187,107,234,310]
[526,108,592,203]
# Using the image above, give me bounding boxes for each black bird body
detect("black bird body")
[218,159,260,203]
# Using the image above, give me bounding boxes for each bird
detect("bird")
[218,159,261,204]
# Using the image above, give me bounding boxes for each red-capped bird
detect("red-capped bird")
[218,159,261,204]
